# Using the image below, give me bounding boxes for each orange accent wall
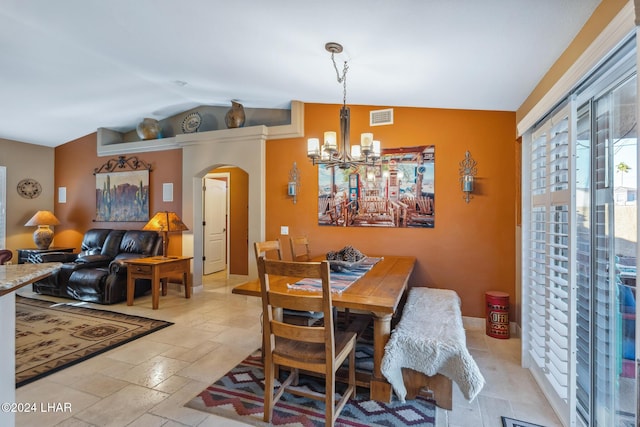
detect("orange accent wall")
[266,103,517,318]
[53,133,183,254]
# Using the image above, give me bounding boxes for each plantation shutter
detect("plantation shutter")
[522,30,637,427]
[526,106,572,405]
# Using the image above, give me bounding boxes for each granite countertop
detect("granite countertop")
[0,262,62,297]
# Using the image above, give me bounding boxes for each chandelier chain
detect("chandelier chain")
[330,52,349,106]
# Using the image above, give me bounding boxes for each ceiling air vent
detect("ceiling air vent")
[370,108,394,126]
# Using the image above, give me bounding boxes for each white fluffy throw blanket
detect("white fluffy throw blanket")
[381,287,485,402]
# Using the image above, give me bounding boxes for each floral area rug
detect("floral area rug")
[185,348,436,426]
[16,296,173,387]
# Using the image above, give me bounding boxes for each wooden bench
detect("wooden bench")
[402,370,452,409]
[381,287,485,410]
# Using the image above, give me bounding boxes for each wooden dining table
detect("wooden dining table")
[232,255,416,402]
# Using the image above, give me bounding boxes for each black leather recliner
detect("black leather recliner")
[32,228,161,304]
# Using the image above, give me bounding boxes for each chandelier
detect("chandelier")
[307,42,382,170]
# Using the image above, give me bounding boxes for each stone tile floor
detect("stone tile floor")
[14,272,561,427]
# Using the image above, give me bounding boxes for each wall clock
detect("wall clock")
[17,178,42,199]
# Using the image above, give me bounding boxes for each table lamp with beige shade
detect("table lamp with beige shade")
[143,211,188,257]
[24,210,61,250]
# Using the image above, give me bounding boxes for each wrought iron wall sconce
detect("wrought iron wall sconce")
[288,162,300,204]
[459,151,478,203]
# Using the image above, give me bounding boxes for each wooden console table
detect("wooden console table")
[125,256,192,309]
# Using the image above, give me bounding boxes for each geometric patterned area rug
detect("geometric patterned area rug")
[185,349,436,427]
[501,416,546,427]
[16,296,173,387]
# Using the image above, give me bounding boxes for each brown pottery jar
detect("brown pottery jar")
[225,101,246,128]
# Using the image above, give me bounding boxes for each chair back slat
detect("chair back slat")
[271,321,326,343]
[265,257,319,277]
[269,292,324,313]
[254,240,282,260]
[289,236,311,261]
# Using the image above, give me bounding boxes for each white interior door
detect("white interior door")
[204,177,227,274]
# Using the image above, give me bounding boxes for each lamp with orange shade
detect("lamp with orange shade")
[142,211,188,257]
[24,210,61,250]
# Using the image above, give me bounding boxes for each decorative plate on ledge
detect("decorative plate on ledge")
[182,112,202,133]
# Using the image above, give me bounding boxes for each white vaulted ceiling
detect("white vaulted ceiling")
[0,0,601,147]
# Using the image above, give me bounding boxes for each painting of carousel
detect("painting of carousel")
[318,145,435,228]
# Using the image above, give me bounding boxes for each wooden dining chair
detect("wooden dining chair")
[254,240,283,261]
[289,236,311,261]
[257,256,356,427]
[254,241,323,326]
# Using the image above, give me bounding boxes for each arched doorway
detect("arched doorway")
[178,126,268,288]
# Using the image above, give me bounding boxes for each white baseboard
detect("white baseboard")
[463,316,485,331]
[463,316,520,338]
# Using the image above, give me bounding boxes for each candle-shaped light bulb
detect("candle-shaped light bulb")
[372,140,381,157]
[324,131,337,152]
[361,133,373,153]
[351,145,362,159]
[307,138,320,158]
